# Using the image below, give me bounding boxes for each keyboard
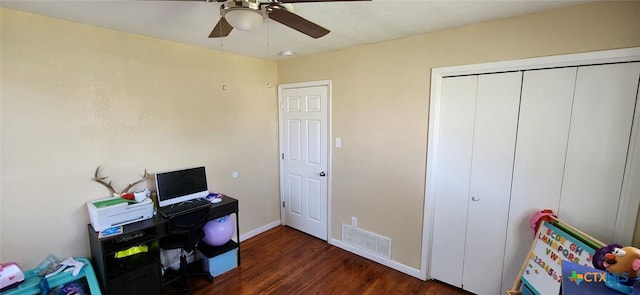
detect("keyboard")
[158,198,212,218]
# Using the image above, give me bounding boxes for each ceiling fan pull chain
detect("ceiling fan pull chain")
[220,33,226,91]
[266,20,273,88]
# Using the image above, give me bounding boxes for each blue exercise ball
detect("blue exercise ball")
[202,215,234,246]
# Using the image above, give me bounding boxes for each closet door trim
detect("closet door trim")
[422,47,640,280]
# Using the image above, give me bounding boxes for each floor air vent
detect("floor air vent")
[342,223,391,259]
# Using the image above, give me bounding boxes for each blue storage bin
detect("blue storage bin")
[196,248,237,277]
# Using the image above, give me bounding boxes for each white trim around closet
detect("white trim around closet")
[421,47,640,281]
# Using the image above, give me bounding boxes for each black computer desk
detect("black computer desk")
[88,196,239,295]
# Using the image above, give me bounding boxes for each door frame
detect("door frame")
[278,80,333,239]
[422,47,640,280]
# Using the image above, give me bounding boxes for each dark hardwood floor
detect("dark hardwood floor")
[164,225,471,295]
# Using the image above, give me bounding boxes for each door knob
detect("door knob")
[319,171,326,177]
[472,196,480,201]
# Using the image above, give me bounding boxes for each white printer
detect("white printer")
[87,197,154,232]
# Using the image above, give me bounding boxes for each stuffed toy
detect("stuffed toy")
[601,246,640,294]
[594,243,624,270]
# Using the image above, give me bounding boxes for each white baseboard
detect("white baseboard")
[238,221,424,280]
[330,238,424,280]
[239,220,281,242]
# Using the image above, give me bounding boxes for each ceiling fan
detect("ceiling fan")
[200,0,370,39]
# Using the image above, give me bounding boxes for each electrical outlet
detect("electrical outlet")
[351,216,357,227]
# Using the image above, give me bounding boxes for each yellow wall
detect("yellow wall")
[0,8,280,268]
[2,1,640,273]
[278,1,640,269]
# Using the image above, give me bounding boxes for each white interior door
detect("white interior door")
[430,72,521,294]
[280,84,329,240]
[463,72,522,295]
[501,67,577,293]
[559,62,640,243]
[427,49,640,294]
[628,80,640,246]
[430,75,478,287]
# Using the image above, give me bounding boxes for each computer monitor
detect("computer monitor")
[155,166,209,207]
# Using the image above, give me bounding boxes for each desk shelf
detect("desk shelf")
[88,221,162,295]
[104,244,159,279]
[197,240,238,258]
[100,226,158,255]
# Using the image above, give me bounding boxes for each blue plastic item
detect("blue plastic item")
[197,248,238,277]
[37,278,48,295]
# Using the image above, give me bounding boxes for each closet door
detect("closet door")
[501,67,577,293]
[559,62,640,243]
[629,81,640,246]
[430,75,477,287]
[463,72,522,295]
[430,59,640,295]
[430,72,521,294]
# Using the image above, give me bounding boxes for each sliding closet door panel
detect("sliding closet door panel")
[501,67,577,293]
[464,72,522,295]
[560,62,640,243]
[626,80,640,246]
[430,75,477,287]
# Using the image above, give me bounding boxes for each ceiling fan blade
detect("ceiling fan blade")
[147,0,224,2]
[267,8,329,39]
[209,17,233,38]
[277,0,371,3]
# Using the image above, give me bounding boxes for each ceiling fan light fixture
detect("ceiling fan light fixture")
[280,50,295,57]
[222,1,264,32]
[225,9,263,31]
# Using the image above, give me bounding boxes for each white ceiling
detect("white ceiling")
[1,0,593,60]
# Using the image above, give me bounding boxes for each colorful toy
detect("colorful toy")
[52,282,87,295]
[594,243,624,270]
[601,246,640,294]
[529,209,556,237]
[0,263,25,291]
